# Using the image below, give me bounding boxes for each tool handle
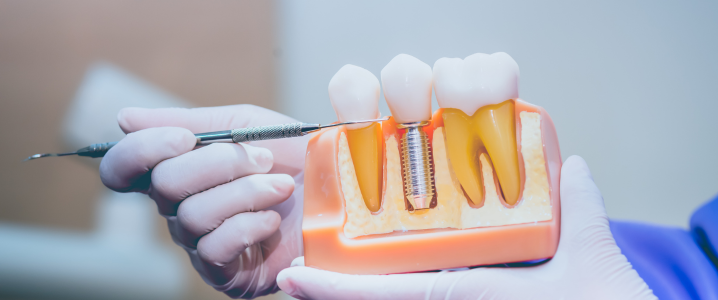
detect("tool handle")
[230,122,305,143]
[77,142,119,158]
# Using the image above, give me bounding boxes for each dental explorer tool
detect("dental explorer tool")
[24,117,390,161]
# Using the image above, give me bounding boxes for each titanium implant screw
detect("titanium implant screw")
[398,122,435,210]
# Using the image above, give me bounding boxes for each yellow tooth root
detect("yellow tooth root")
[442,109,485,206]
[442,100,521,206]
[346,123,384,212]
[474,100,520,205]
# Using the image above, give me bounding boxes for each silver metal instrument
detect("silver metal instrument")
[24,117,389,161]
[397,121,435,210]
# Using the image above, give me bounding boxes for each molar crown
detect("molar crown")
[433,52,519,115]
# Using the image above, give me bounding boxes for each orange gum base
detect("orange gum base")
[302,99,562,275]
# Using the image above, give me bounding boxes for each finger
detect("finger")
[196,210,281,283]
[279,265,551,300]
[276,266,536,300]
[149,143,273,215]
[290,256,305,267]
[99,127,195,193]
[277,267,430,300]
[118,105,297,134]
[174,173,294,246]
[118,105,307,175]
[559,155,610,240]
[557,155,624,269]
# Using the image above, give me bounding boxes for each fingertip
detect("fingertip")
[264,210,282,230]
[241,144,274,173]
[564,155,585,165]
[563,155,593,181]
[273,174,296,197]
[175,128,198,152]
[117,107,146,134]
[98,157,120,191]
[561,155,599,197]
[276,268,296,296]
[290,256,305,267]
[277,267,313,299]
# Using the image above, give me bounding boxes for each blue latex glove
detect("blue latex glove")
[611,193,718,299]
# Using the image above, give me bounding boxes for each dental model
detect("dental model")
[303,53,561,275]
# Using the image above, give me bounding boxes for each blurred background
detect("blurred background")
[1,0,716,299]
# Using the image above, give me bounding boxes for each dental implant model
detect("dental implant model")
[302,52,562,275]
[381,54,435,210]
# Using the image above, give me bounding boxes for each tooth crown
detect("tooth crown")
[433,52,519,116]
[329,64,381,130]
[381,54,433,123]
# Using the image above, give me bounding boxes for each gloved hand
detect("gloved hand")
[99,105,307,299]
[276,156,658,300]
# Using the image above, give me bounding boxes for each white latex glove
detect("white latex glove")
[99,105,307,299]
[276,156,657,300]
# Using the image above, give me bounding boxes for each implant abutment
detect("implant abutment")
[397,121,435,210]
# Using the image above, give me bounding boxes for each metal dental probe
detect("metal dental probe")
[24,117,390,161]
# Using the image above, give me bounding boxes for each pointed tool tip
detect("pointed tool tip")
[23,153,52,162]
[23,154,41,162]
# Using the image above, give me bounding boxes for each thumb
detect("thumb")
[558,155,611,244]
[552,156,655,299]
[277,258,537,300]
[276,258,431,300]
[555,155,631,281]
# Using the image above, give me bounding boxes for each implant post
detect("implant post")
[398,121,435,210]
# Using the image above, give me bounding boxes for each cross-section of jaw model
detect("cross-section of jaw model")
[303,53,562,275]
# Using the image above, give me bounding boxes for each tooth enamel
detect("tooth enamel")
[380,54,433,123]
[434,52,522,205]
[433,52,519,115]
[329,64,384,212]
[329,64,381,130]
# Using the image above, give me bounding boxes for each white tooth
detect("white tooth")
[380,54,433,123]
[433,52,519,115]
[328,64,381,129]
